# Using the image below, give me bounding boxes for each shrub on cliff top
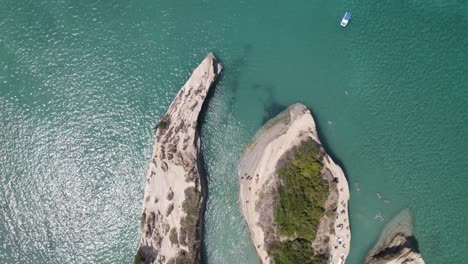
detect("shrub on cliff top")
[275,139,327,240]
[179,187,200,249]
[268,139,329,263]
[269,239,327,264]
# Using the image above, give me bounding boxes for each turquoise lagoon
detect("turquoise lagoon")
[0,0,467,263]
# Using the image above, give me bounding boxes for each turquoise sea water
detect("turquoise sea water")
[1,0,467,263]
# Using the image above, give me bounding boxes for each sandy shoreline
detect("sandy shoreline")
[238,103,351,264]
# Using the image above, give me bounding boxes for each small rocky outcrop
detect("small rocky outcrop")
[135,54,222,264]
[366,209,425,264]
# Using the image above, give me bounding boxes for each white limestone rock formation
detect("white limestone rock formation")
[135,54,222,264]
[239,103,351,264]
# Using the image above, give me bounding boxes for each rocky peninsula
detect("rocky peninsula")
[239,103,351,264]
[135,54,222,264]
[366,209,425,264]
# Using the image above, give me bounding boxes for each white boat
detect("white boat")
[340,12,352,27]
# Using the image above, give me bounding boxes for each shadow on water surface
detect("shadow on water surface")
[196,54,225,264]
[309,105,349,182]
[262,99,288,125]
[251,82,288,125]
[223,44,252,113]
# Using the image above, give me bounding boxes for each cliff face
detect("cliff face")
[135,54,222,264]
[238,104,351,264]
[366,209,425,264]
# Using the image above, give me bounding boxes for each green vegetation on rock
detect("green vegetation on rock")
[268,139,329,264]
[133,254,142,264]
[154,115,169,132]
[179,187,200,249]
[270,239,327,264]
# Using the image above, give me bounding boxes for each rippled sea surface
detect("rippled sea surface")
[1,0,467,263]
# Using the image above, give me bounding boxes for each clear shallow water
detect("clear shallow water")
[1,0,467,263]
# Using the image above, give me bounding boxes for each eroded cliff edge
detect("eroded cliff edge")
[239,103,351,264]
[366,209,425,264]
[135,54,222,264]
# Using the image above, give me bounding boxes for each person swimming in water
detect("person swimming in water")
[354,181,360,191]
[375,213,384,221]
